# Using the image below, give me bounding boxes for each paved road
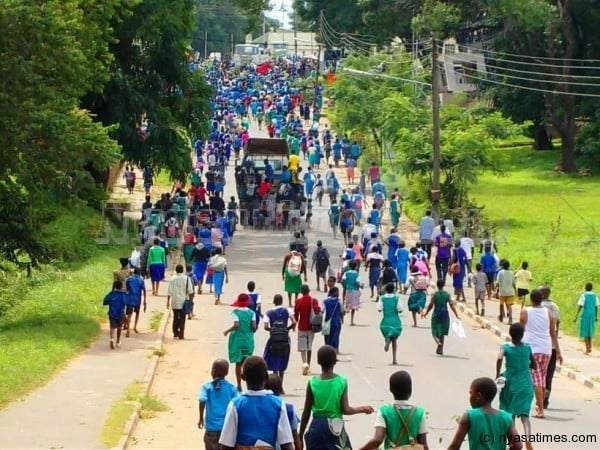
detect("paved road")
[132,125,600,450]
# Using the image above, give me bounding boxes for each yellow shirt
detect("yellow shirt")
[289,154,299,172]
[515,269,532,290]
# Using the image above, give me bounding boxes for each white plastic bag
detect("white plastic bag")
[452,319,466,339]
[130,248,141,268]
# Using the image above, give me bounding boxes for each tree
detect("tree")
[0,0,121,263]
[83,0,214,181]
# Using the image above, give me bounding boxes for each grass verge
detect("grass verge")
[100,381,144,447]
[149,310,164,332]
[138,394,169,419]
[0,207,134,408]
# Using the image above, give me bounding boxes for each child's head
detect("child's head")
[242,356,269,390]
[317,345,337,371]
[389,370,412,401]
[328,286,340,298]
[501,260,510,270]
[475,263,483,272]
[436,279,445,290]
[385,283,395,294]
[119,257,130,268]
[586,282,593,291]
[211,358,229,379]
[273,294,283,306]
[113,280,123,291]
[327,276,336,289]
[133,267,141,276]
[247,281,256,292]
[469,377,497,408]
[347,242,353,249]
[348,260,357,270]
[265,373,283,396]
[509,323,525,343]
[521,261,528,270]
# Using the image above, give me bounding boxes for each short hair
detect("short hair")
[385,282,395,294]
[389,370,412,399]
[273,294,283,305]
[509,323,525,341]
[242,356,268,386]
[153,237,160,245]
[247,281,256,291]
[502,260,510,270]
[328,286,340,297]
[175,264,184,273]
[530,289,543,306]
[113,280,123,290]
[301,284,310,295]
[475,263,483,271]
[586,282,593,291]
[471,377,497,403]
[436,279,445,289]
[521,261,528,269]
[317,345,337,369]
[265,373,283,395]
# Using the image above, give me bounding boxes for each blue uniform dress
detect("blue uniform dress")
[263,307,291,372]
[395,247,410,285]
[323,297,343,350]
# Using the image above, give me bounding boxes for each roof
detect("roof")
[245,138,289,156]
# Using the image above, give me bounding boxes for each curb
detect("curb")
[454,302,597,391]
[113,307,171,450]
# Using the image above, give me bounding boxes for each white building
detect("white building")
[439,38,487,93]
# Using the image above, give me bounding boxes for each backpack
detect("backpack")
[414,275,428,291]
[286,253,303,277]
[166,222,177,238]
[315,248,330,272]
[269,315,290,357]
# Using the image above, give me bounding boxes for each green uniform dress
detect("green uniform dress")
[379,405,425,449]
[579,292,598,338]
[431,290,451,338]
[390,199,400,227]
[228,308,255,363]
[379,294,402,340]
[466,408,513,450]
[499,343,534,417]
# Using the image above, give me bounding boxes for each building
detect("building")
[439,38,487,95]
[252,30,318,58]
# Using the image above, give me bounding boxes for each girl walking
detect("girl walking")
[365,246,383,300]
[422,280,460,355]
[223,294,256,391]
[322,286,345,353]
[497,323,536,450]
[342,261,363,326]
[299,345,374,450]
[575,282,599,355]
[378,283,403,365]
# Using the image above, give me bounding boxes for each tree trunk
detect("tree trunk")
[532,124,553,150]
[559,95,577,173]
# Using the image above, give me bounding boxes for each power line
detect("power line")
[343,67,431,87]
[459,43,600,63]
[481,61,600,80]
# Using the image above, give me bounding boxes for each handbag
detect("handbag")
[309,300,322,332]
[322,301,339,336]
[389,407,424,450]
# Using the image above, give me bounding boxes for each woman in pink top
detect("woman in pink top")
[519,289,562,419]
[351,235,363,271]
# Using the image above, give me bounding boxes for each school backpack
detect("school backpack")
[166,222,177,238]
[269,315,290,357]
[315,248,330,273]
[414,275,429,291]
[286,252,303,277]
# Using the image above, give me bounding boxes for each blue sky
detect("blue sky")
[264,0,294,28]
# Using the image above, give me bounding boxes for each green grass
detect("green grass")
[100,381,144,447]
[149,310,164,332]
[0,207,133,408]
[138,394,169,419]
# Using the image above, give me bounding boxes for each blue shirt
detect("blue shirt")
[480,252,497,274]
[103,290,126,319]
[198,379,239,432]
[419,216,435,241]
[125,275,146,306]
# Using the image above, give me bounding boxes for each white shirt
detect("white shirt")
[167,274,194,309]
[377,294,403,313]
[362,224,377,241]
[374,400,428,434]
[431,225,441,242]
[459,237,475,260]
[219,390,294,447]
[524,306,552,355]
[443,219,454,235]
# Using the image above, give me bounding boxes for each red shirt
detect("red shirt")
[294,295,320,332]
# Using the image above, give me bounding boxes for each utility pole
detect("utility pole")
[293,13,298,60]
[431,37,442,224]
[204,30,208,59]
[315,44,322,84]
[230,33,234,57]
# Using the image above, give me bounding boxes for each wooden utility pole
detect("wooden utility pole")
[204,30,208,59]
[431,37,441,224]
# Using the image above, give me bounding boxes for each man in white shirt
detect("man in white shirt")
[167,264,194,339]
[362,218,377,247]
[459,231,475,286]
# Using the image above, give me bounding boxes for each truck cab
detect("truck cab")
[241,138,289,182]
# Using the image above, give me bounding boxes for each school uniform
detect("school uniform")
[199,379,239,450]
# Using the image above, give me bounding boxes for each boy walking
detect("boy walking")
[473,263,488,316]
[125,268,146,336]
[219,356,294,450]
[103,281,127,349]
[198,359,239,450]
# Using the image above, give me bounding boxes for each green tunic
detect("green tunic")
[228,308,255,363]
[284,271,302,294]
[430,290,450,338]
[579,291,598,338]
[499,343,534,417]
[379,405,424,449]
[379,294,402,340]
[466,408,513,450]
[390,199,400,227]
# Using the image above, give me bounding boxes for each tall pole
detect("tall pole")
[204,30,208,59]
[293,14,298,60]
[230,33,234,57]
[431,37,442,224]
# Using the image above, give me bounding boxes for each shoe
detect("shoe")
[384,339,391,352]
[110,339,115,350]
[302,363,310,376]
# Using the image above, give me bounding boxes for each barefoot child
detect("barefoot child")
[103,280,127,349]
[198,359,239,450]
[219,356,294,450]
[497,323,536,450]
[342,260,363,326]
[421,280,460,355]
[574,282,599,355]
[265,373,302,450]
[473,263,487,316]
[447,377,522,450]
[247,281,262,331]
[407,267,428,327]
[378,283,403,365]
[299,345,374,449]
[359,371,428,450]
[124,268,146,336]
[515,261,532,308]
